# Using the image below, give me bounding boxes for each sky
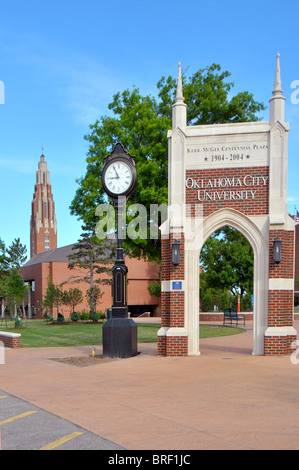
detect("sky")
[0,0,298,262]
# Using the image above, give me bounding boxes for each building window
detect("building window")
[45,236,50,251]
[44,202,48,219]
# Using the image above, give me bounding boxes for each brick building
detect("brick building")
[22,154,160,318]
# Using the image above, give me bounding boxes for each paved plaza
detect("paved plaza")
[1,320,299,450]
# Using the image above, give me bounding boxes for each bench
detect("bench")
[223,308,245,326]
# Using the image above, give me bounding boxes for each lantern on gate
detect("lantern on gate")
[273,236,282,264]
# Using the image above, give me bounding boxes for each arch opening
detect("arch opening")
[184,208,268,356]
[199,225,253,317]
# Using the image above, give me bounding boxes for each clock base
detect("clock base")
[102,318,138,358]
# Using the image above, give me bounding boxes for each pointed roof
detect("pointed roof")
[40,146,45,162]
[175,62,185,103]
[37,152,48,170]
[269,53,285,123]
[272,52,283,96]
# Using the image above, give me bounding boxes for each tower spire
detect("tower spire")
[30,153,57,258]
[172,62,187,130]
[175,62,185,103]
[40,147,45,162]
[269,53,285,124]
[272,53,282,96]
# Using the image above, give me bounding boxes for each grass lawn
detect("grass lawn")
[0,319,245,348]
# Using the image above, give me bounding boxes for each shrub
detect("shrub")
[57,312,64,323]
[79,311,89,321]
[15,315,23,327]
[71,312,78,322]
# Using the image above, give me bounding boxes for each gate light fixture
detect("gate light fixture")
[172,239,180,265]
[273,236,282,264]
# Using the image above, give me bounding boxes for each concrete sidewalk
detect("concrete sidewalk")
[1,320,299,450]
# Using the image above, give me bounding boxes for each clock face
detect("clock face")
[104,160,133,195]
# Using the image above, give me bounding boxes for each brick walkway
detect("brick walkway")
[1,320,299,450]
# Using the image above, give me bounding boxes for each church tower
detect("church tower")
[30,152,57,258]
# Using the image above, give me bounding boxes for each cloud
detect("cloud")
[0,156,36,174]
[29,48,122,126]
[63,60,118,125]
[0,31,121,125]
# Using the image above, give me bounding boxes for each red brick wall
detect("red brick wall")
[161,234,185,328]
[269,230,294,279]
[161,291,170,328]
[186,167,269,217]
[0,334,20,349]
[268,229,295,332]
[268,290,294,326]
[294,225,299,291]
[159,233,187,355]
[264,335,297,355]
[157,336,166,356]
[166,336,188,356]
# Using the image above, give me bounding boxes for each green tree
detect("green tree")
[6,238,27,269]
[0,239,9,316]
[147,279,161,298]
[200,226,253,310]
[0,238,28,318]
[0,267,29,316]
[67,225,114,313]
[43,277,64,315]
[70,64,265,263]
[0,239,9,277]
[62,287,83,313]
[85,284,103,315]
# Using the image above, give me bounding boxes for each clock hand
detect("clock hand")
[113,165,119,178]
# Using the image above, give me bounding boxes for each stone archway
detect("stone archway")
[184,208,268,356]
[158,57,297,357]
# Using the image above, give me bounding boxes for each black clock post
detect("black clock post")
[102,143,138,358]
